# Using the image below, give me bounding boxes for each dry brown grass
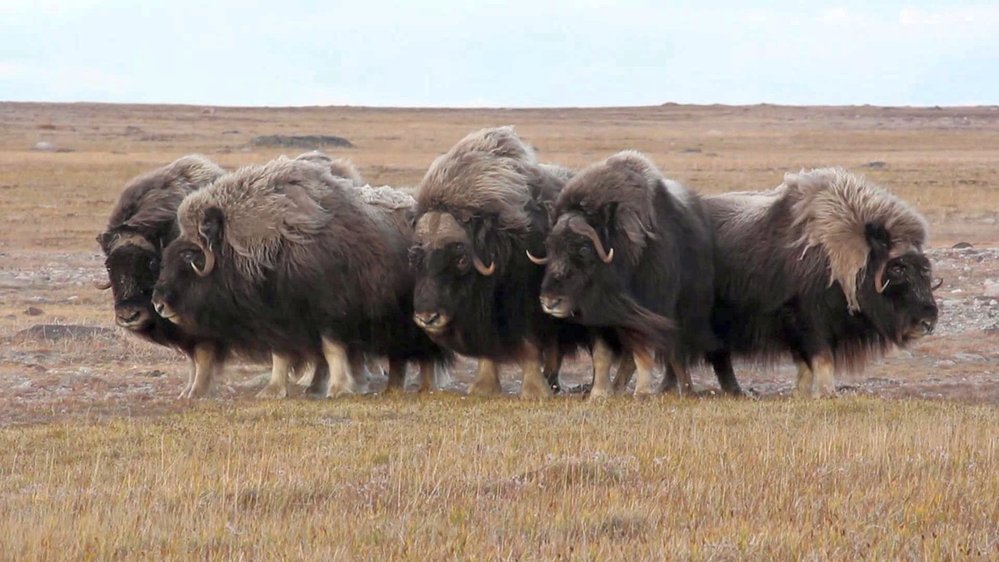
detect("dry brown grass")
[1,396,997,559]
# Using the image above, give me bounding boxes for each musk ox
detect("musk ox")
[533,151,739,397]
[97,155,230,398]
[151,155,450,398]
[410,126,619,398]
[706,167,939,397]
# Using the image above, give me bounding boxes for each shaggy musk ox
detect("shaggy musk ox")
[410,126,596,398]
[97,155,228,398]
[151,156,450,398]
[534,151,739,397]
[706,167,939,397]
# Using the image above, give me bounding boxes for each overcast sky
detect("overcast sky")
[1,1,997,107]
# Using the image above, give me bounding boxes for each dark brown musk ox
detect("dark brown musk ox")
[150,155,451,398]
[705,167,939,397]
[96,155,229,399]
[409,126,621,398]
[532,150,741,398]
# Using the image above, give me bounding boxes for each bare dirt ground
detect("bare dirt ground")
[1,103,998,425]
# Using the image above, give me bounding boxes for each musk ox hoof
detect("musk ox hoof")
[255,383,288,400]
[520,380,553,400]
[468,378,502,397]
[178,384,210,399]
[633,387,659,400]
[589,386,612,400]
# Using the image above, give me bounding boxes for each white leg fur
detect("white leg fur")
[468,358,502,397]
[322,337,360,398]
[519,342,551,399]
[666,360,694,396]
[256,353,291,399]
[794,358,815,398]
[295,362,316,387]
[183,343,218,399]
[814,354,836,398]
[417,360,436,392]
[633,347,658,397]
[386,358,407,392]
[590,338,614,399]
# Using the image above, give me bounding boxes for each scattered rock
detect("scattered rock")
[681,147,702,153]
[124,125,143,135]
[251,134,354,149]
[952,242,974,249]
[862,161,887,169]
[13,324,116,342]
[953,353,985,363]
[134,369,166,378]
[23,306,43,316]
[934,360,956,368]
[984,280,999,298]
[33,141,56,152]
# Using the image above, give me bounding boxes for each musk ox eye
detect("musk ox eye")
[578,245,592,258]
[890,264,905,277]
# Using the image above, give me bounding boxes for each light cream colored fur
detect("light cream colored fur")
[784,167,928,312]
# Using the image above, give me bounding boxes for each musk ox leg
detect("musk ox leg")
[416,360,439,393]
[542,343,563,394]
[612,353,636,394]
[348,349,372,394]
[794,358,815,398]
[366,354,386,379]
[633,347,658,397]
[520,342,552,400]
[706,350,743,396]
[468,359,502,397]
[295,361,316,387]
[321,337,361,398]
[813,353,836,398]
[660,364,678,393]
[256,353,291,399]
[385,358,407,392]
[663,360,693,396]
[182,343,220,399]
[590,338,615,399]
[306,361,330,398]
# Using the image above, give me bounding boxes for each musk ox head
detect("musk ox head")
[152,157,336,328]
[97,155,224,331]
[787,167,938,341]
[409,126,559,335]
[536,151,675,343]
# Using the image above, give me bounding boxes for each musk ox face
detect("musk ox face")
[97,231,162,331]
[865,252,939,342]
[410,211,497,335]
[151,239,214,329]
[537,214,617,320]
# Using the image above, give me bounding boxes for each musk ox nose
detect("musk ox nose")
[152,300,166,316]
[413,311,447,331]
[540,294,570,318]
[115,306,150,328]
[920,319,935,335]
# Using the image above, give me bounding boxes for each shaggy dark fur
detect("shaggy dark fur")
[410,127,589,387]
[152,156,449,382]
[538,151,737,393]
[97,155,226,354]
[705,168,939,391]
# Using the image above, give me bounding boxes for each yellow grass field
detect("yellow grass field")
[1,102,998,559]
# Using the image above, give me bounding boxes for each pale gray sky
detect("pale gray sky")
[1,1,997,107]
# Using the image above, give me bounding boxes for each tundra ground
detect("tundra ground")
[0,102,997,559]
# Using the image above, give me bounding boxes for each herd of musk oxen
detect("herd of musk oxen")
[96,126,940,400]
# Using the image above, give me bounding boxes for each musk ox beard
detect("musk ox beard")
[151,155,450,398]
[534,150,739,398]
[706,167,939,397]
[410,126,605,399]
[97,154,231,399]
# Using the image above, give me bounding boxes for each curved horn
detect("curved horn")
[94,278,112,290]
[526,250,549,265]
[931,278,943,291]
[874,263,888,293]
[575,221,614,264]
[472,255,496,276]
[191,246,215,277]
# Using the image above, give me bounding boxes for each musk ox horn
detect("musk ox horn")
[526,250,549,265]
[931,278,943,291]
[873,263,887,294]
[577,221,614,264]
[472,255,496,276]
[192,246,216,277]
[94,278,112,290]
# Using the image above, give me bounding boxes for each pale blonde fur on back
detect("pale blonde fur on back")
[177,157,339,281]
[785,167,928,312]
[416,126,537,232]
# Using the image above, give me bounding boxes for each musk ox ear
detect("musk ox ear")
[865,223,891,293]
[198,206,225,250]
